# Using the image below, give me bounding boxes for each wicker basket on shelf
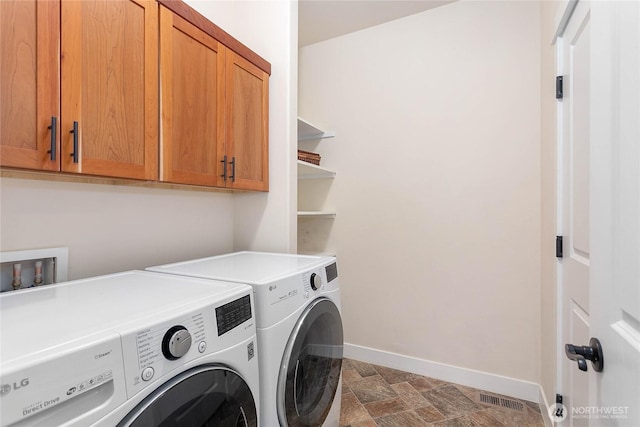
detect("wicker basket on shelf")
[298,149,321,166]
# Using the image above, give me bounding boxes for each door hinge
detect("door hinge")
[556,76,563,99]
[555,394,565,417]
[556,236,563,258]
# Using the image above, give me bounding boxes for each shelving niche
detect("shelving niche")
[298,118,335,141]
[297,160,335,180]
[297,117,336,256]
[298,211,336,218]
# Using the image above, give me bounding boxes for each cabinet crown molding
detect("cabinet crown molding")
[157,0,271,75]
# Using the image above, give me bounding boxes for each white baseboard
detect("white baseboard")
[344,343,541,403]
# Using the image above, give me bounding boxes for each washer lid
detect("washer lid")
[148,251,333,285]
[0,271,251,365]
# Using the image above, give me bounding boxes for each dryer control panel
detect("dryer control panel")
[120,292,255,398]
[302,261,338,299]
[254,260,340,328]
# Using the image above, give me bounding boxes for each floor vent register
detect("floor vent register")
[473,392,527,413]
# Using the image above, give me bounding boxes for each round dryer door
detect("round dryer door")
[118,365,257,427]
[277,297,344,427]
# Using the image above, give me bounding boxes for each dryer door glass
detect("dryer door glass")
[277,298,344,427]
[118,365,257,427]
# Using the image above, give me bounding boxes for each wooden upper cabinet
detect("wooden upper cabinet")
[160,4,269,191]
[159,6,224,186]
[223,50,269,191]
[60,0,158,180]
[1,0,60,171]
[2,0,269,190]
[1,0,157,180]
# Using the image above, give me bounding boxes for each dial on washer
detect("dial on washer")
[162,326,192,360]
[310,273,322,291]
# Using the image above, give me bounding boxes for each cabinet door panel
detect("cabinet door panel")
[160,7,224,186]
[61,0,158,179]
[0,0,59,170]
[225,51,269,191]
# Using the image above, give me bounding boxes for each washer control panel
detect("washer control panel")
[131,312,206,385]
[120,293,254,398]
[216,295,252,336]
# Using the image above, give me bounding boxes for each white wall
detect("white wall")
[299,0,541,383]
[0,177,234,280]
[185,0,298,254]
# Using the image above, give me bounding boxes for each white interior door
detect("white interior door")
[558,1,640,425]
[590,0,640,425]
[559,2,591,425]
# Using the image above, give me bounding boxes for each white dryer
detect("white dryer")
[0,271,259,427]
[148,252,343,427]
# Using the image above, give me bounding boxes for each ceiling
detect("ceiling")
[298,0,456,47]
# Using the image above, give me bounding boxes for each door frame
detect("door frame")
[554,0,581,421]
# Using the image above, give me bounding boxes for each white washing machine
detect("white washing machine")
[148,252,343,427]
[0,270,259,427]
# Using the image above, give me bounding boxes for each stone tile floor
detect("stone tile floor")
[340,359,546,427]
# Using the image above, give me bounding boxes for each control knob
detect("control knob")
[310,273,322,291]
[162,326,192,360]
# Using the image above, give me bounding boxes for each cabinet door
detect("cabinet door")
[60,0,158,180]
[224,50,269,191]
[159,6,225,187]
[1,0,59,170]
